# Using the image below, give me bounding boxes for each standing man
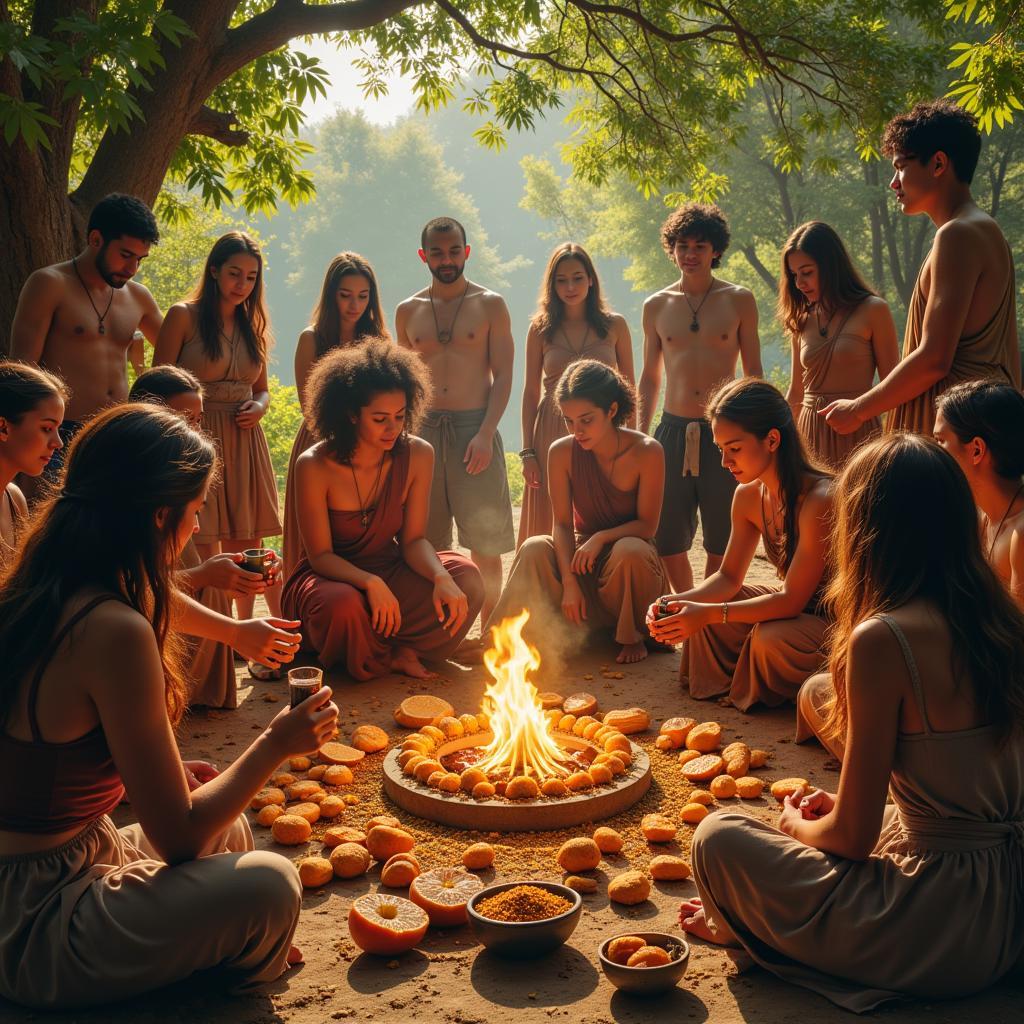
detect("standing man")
[822,99,1020,437]
[639,203,762,593]
[395,217,515,625]
[11,193,162,492]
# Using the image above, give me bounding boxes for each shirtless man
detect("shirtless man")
[395,217,515,624]
[823,99,1020,438]
[11,193,162,495]
[639,203,762,593]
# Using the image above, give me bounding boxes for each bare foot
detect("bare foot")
[390,647,432,679]
[287,944,304,966]
[616,641,648,664]
[678,898,729,945]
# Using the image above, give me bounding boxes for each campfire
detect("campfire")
[474,610,571,780]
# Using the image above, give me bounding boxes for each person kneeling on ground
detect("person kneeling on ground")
[487,360,666,664]
[0,404,339,1010]
[130,365,291,708]
[283,338,483,679]
[648,377,832,710]
[680,433,1024,1011]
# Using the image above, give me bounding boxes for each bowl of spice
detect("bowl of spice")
[598,931,690,994]
[467,881,583,958]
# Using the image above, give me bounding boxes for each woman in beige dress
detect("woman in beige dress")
[648,378,832,710]
[780,222,898,470]
[0,405,338,1009]
[129,366,284,707]
[518,243,635,546]
[681,433,1024,1011]
[283,252,389,579]
[0,362,67,568]
[154,232,282,623]
[492,361,665,665]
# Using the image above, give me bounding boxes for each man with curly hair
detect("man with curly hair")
[822,99,1020,437]
[639,202,762,593]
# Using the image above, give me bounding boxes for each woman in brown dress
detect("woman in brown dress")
[283,339,483,680]
[129,366,285,708]
[648,378,833,710]
[780,222,898,470]
[0,362,67,567]
[518,243,635,546]
[283,252,389,578]
[154,232,282,621]
[681,433,1024,1011]
[0,404,338,1009]
[491,361,665,665]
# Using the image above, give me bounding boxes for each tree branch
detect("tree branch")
[215,0,420,82]
[189,105,250,147]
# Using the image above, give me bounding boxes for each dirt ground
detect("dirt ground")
[2,524,1020,1024]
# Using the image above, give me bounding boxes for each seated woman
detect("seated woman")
[129,366,285,708]
[0,404,338,1009]
[648,377,832,710]
[935,379,1024,604]
[487,360,665,665]
[0,361,67,567]
[283,338,483,679]
[680,433,1024,1011]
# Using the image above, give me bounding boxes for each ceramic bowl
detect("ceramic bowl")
[466,881,583,958]
[598,931,690,994]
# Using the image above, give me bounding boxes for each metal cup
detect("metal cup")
[242,547,274,580]
[288,666,324,709]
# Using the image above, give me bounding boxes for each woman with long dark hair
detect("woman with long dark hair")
[779,221,898,469]
[154,232,282,622]
[648,377,832,709]
[491,360,665,664]
[284,252,389,577]
[681,433,1024,1010]
[518,243,634,546]
[0,361,67,566]
[0,405,337,1009]
[935,379,1024,604]
[283,339,483,679]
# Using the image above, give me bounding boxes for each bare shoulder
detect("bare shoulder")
[848,615,903,666]
[607,311,629,332]
[716,279,756,305]
[6,482,28,518]
[75,596,156,653]
[732,479,761,520]
[626,430,663,461]
[21,264,67,297]
[805,475,834,507]
[125,278,158,306]
[296,327,317,351]
[643,286,675,312]
[296,442,330,475]
[477,286,510,313]
[396,290,430,314]
[549,434,574,463]
[407,434,434,468]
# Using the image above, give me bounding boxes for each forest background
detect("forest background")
[7,3,1021,525]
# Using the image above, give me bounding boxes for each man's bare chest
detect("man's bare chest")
[406,304,491,358]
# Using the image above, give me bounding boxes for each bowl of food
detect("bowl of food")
[598,931,690,994]
[467,881,583,958]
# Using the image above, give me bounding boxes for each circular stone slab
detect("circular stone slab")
[383,731,651,831]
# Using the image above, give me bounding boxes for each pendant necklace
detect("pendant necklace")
[684,277,715,332]
[429,282,469,345]
[814,303,832,339]
[71,257,114,335]
[986,481,1024,561]
[561,322,592,358]
[349,453,387,528]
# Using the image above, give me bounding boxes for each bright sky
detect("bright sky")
[297,37,415,125]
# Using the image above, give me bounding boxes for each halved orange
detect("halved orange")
[318,742,365,766]
[408,867,484,927]
[347,892,429,955]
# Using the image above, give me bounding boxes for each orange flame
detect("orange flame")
[475,610,569,779]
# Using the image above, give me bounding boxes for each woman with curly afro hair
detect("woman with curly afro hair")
[283,338,483,679]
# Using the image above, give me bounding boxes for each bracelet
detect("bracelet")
[721,602,729,624]
[518,447,537,460]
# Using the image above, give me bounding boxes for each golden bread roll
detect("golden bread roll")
[556,837,601,872]
[608,870,651,905]
[680,754,725,782]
